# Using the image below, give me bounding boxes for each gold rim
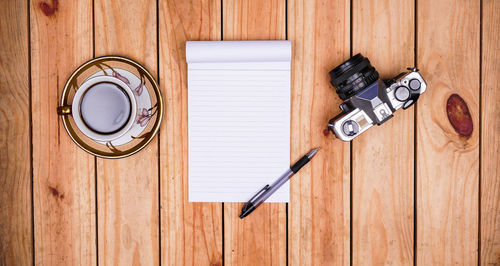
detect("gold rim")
[60,55,163,159]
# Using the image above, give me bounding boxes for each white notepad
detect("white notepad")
[186,41,291,202]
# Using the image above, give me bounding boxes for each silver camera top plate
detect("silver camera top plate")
[329,70,427,141]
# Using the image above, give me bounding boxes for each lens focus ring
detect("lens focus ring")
[329,53,379,100]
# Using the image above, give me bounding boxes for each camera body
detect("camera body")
[328,54,427,141]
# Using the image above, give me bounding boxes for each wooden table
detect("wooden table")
[1,0,499,265]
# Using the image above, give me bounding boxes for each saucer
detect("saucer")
[59,56,163,159]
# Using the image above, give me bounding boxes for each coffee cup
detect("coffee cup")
[58,75,137,142]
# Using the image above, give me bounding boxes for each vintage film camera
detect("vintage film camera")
[327,54,427,141]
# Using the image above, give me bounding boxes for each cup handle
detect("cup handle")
[57,105,72,115]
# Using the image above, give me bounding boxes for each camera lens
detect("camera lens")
[329,53,379,100]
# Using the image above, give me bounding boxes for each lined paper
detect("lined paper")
[187,41,291,202]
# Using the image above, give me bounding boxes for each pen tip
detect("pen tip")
[307,147,321,158]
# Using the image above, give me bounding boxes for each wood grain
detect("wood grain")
[31,0,96,264]
[352,0,414,264]
[222,0,287,265]
[223,0,285,41]
[1,1,497,265]
[416,0,480,264]
[0,0,31,265]
[159,1,223,265]
[94,0,159,265]
[480,0,500,264]
[287,0,351,265]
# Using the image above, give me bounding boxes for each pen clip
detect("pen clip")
[246,184,270,205]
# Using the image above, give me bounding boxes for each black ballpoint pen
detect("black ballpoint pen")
[239,147,320,219]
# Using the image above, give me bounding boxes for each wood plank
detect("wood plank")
[94,0,159,265]
[351,0,414,264]
[222,0,287,265]
[223,0,285,41]
[0,0,31,265]
[30,0,96,264]
[480,0,500,263]
[159,1,223,265]
[416,0,480,264]
[287,0,351,265]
